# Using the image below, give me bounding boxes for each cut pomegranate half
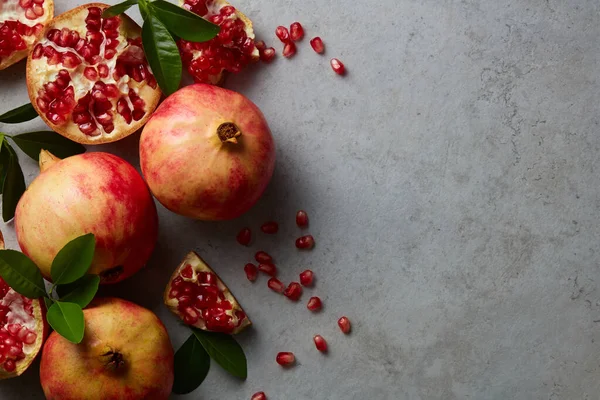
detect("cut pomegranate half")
[0,0,54,70]
[179,0,259,85]
[26,3,161,144]
[0,230,48,380]
[164,251,251,334]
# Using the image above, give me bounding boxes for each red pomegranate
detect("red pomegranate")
[0,0,54,70]
[26,3,161,144]
[140,84,275,220]
[164,251,251,334]
[40,297,174,399]
[178,0,259,84]
[15,150,158,284]
[0,230,48,380]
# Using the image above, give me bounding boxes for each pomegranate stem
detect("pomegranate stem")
[217,122,241,144]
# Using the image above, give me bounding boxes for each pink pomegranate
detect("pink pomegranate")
[15,150,158,284]
[140,84,276,220]
[40,297,174,399]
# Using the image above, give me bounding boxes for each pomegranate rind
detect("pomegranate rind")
[164,251,252,334]
[0,0,54,70]
[25,3,161,144]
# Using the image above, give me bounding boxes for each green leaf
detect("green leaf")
[173,334,211,394]
[11,131,85,162]
[50,234,95,285]
[0,104,38,124]
[142,15,182,95]
[0,250,46,298]
[192,329,247,379]
[44,297,54,310]
[47,301,85,343]
[56,275,100,308]
[102,0,139,17]
[0,136,9,195]
[150,0,219,42]
[2,142,25,222]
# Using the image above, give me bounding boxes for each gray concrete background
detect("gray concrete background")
[1,0,600,399]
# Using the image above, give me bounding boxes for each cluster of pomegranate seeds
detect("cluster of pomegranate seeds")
[296,210,309,227]
[276,352,295,367]
[283,282,302,301]
[237,227,252,246]
[313,335,328,352]
[295,235,315,249]
[267,278,284,293]
[299,269,314,286]
[307,296,322,312]
[310,37,325,54]
[251,392,267,400]
[338,316,351,334]
[244,263,258,282]
[260,221,279,234]
[0,20,43,63]
[330,58,346,75]
[35,70,76,125]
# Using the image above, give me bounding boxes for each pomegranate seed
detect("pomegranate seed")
[299,270,314,287]
[236,227,251,246]
[255,40,266,51]
[296,210,308,227]
[307,296,322,312]
[310,37,325,54]
[251,392,267,400]
[330,58,346,75]
[260,47,276,63]
[260,221,278,234]
[254,251,272,263]
[267,278,284,293]
[290,22,304,41]
[244,263,258,282]
[283,282,303,301]
[259,263,277,277]
[295,235,315,249]
[313,335,328,352]
[338,316,351,334]
[275,26,289,42]
[276,352,295,366]
[282,42,297,58]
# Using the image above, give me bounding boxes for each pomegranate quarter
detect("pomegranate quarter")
[140,84,276,221]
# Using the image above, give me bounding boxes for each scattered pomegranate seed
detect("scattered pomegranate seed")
[330,58,346,75]
[260,47,276,63]
[255,251,273,263]
[258,262,277,277]
[295,235,315,249]
[310,37,325,54]
[255,40,266,51]
[283,282,303,301]
[251,392,267,400]
[276,352,295,366]
[307,296,322,312]
[290,22,304,41]
[261,221,279,234]
[296,210,308,227]
[268,278,284,293]
[299,270,314,287]
[282,42,297,58]
[313,335,328,352]
[244,263,258,282]
[236,227,252,246]
[338,316,351,333]
[275,26,289,42]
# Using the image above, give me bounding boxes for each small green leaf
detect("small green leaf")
[44,297,54,309]
[192,329,247,379]
[57,275,100,308]
[0,137,9,195]
[51,234,95,285]
[0,104,38,124]
[142,15,182,95]
[150,0,219,42]
[2,142,25,222]
[102,0,138,17]
[0,250,46,299]
[173,334,211,394]
[11,131,85,161]
[47,301,85,343]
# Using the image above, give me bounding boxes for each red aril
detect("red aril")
[26,4,161,144]
[282,42,296,58]
[255,251,273,263]
[164,252,251,334]
[276,352,295,366]
[313,335,327,352]
[0,0,53,70]
[261,221,279,234]
[289,22,304,41]
[236,228,252,246]
[330,58,346,75]
[296,210,308,227]
[295,235,315,249]
[255,40,265,51]
[338,316,351,333]
[310,37,325,54]
[244,263,258,282]
[275,25,289,42]
[307,297,322,312]
[299,270,314,287]
[267,278,284,293]
[260,47,276,63]
[258,263,277,277]
[283,282,302,301]
[251,392,267,400]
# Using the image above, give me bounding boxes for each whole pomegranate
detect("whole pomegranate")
[40,297,174,399]
[15,150,158,284]
[140,84,275,220]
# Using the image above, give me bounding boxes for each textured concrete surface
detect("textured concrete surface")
[1,0,600,399]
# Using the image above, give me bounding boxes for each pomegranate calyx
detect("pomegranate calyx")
[217,122,242,144]
[101,350,125,371]
[38,150,61,172]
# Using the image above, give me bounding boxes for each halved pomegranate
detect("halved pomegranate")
[0,230,48,379]
[164,252,251,334]
[178,0,259,84]
[26,3,161,144]
[0,0,54,70]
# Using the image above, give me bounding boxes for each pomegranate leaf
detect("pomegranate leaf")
[150,0,220,43]
[192,329,247,379]
[0,136,9,195]
[0,249,47,299]
[102,0,139,18]
[173,334,211,394]
[56,275,100,308]
[0,103,38,124]
[51,234,96,285]
[1,141,25,222]
[142,14,182,96]
[47,301,85,343]
[11,131,86,162]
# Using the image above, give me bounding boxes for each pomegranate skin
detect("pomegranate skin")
[15,151,158,284]
[39,298,174,399]
[139,84,276,220]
